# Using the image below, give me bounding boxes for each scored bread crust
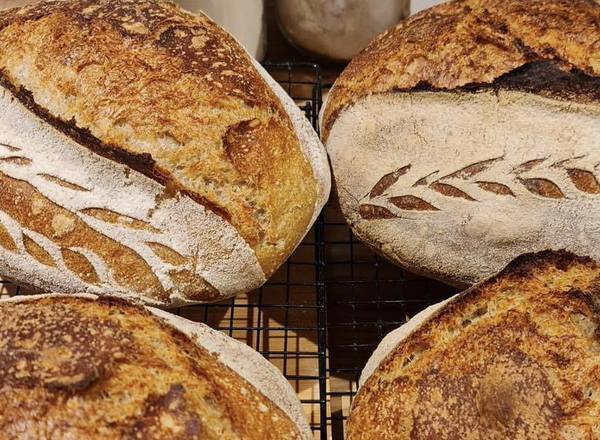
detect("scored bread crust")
[323,0,600,287]
[322,0,600,140]
[327,87,600,287]
[0,0,330,305]
[347,251,600,439]
[0,84,264,306]
[0,294,312,439]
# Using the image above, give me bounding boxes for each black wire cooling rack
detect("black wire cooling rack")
[175,62,329,439]
[0,62,461,440]
[321,84,459,439]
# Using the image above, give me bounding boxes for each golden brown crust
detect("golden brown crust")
[322,0,600,141]
[0,171,168,300]
[0,296,303,439]
[0,0,317,275]
[347,251,600,439]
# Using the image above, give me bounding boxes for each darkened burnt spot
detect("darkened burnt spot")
[0,301,135,391]
[129,384,204,438]
[0,73,231,222]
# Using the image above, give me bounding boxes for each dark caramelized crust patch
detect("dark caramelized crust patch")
[322,0,600,140]
[0,296,303,439]
[491,61,600,102]
[0,302,134,391]
[347,251,600,439]
[130,385,205,439]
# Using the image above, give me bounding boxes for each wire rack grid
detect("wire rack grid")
[1,62,462,440]
[320,85,460,439]
[0,62,329,440]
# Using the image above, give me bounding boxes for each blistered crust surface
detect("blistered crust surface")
[0,0,318,275]
[0,295,305,439]
[322,0,600,140]
[347,251,600,440]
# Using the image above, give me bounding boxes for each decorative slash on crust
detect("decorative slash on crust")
[0,0,320,276]
[324,0,599,288]
[0,78,267,305]
[359,156,599,219]
[0,158,220,302]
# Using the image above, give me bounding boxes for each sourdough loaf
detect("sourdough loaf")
[276,0,410,62]
[0,294,311,439]
[0,0,330,306]
[322,0,599,287]
[347,251,600,439]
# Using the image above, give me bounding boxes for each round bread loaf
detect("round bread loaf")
[347,251,600,439]
[0,294,312,439]
[322,0,599,287]
[0,0,330,306]
[276,0,409,62]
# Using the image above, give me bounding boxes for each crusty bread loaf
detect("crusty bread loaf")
[347,251,600,439]
[322,0,599,287]
[0,294,312,439]
[276,0,410,62]
[0,0,330,306]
